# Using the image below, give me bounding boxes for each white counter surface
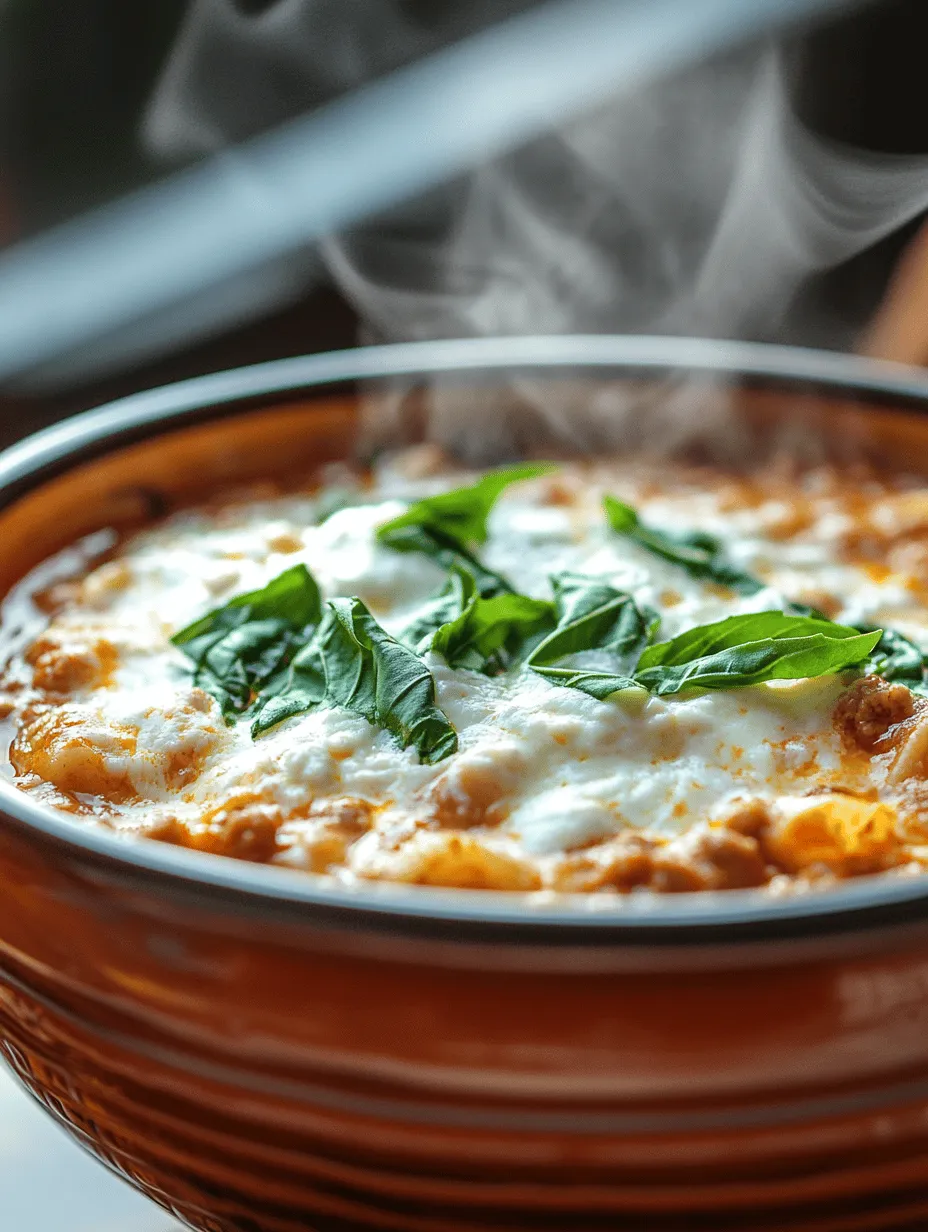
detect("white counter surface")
[0,1064,180,1230]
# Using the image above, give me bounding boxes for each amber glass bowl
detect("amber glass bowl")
[6,338,928,1232]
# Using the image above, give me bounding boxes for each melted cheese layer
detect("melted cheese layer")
[6,451,928,895]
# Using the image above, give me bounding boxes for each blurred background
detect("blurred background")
[2,0,928,1225]
[1,1,928,437]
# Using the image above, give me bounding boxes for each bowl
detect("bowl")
[4,337,928,1231]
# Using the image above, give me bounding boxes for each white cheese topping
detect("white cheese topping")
[7,455,928,890]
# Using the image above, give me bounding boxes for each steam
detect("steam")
[671,55,928,343]
[146,2,928,459]
[323,48,754,343]
[325,46,928,347]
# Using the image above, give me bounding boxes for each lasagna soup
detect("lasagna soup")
[4,446,928,895]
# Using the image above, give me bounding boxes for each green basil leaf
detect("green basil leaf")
[527,573,658,699]
[603,495,764,595]
[378,462,555,550]
[171,565,322,720]
[322,597,457,764]
[859,624,928,693]
[397,564,476,653]
[638,611,845,669]
[634,611,882,696]
[249,634,328,736]
[189,618,302,719]
[172,563,321,645]
[379,522,513,598]
[431,589,555,674]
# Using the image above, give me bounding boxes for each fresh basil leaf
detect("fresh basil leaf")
[639,611,848,670]
[380,522,513,599]
[378,462,555,550]
[431,590,555,674]
[188,618,303,719]
[859,625,928,693]
[603,495,764,595]
[634,611,882,696]
[249,633,328,736]
[399,564,477,652]
[528,573,657,699]
[172,563,321,645]
[172,565,322,720]
[322,597,457,764]
[376,465,550,598]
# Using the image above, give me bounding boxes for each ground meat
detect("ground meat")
[717,797,775,839]
[553,823,770,893]
[834,676,918,752]
[148,795,285,862]
[551,834,660,893]
[649,826,769,892]
[153,794,378,869]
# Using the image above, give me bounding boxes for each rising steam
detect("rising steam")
[146,2,928,457]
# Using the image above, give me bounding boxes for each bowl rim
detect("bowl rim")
[7,333,928,946]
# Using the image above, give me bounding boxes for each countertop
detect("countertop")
[0,1064,180,1230]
